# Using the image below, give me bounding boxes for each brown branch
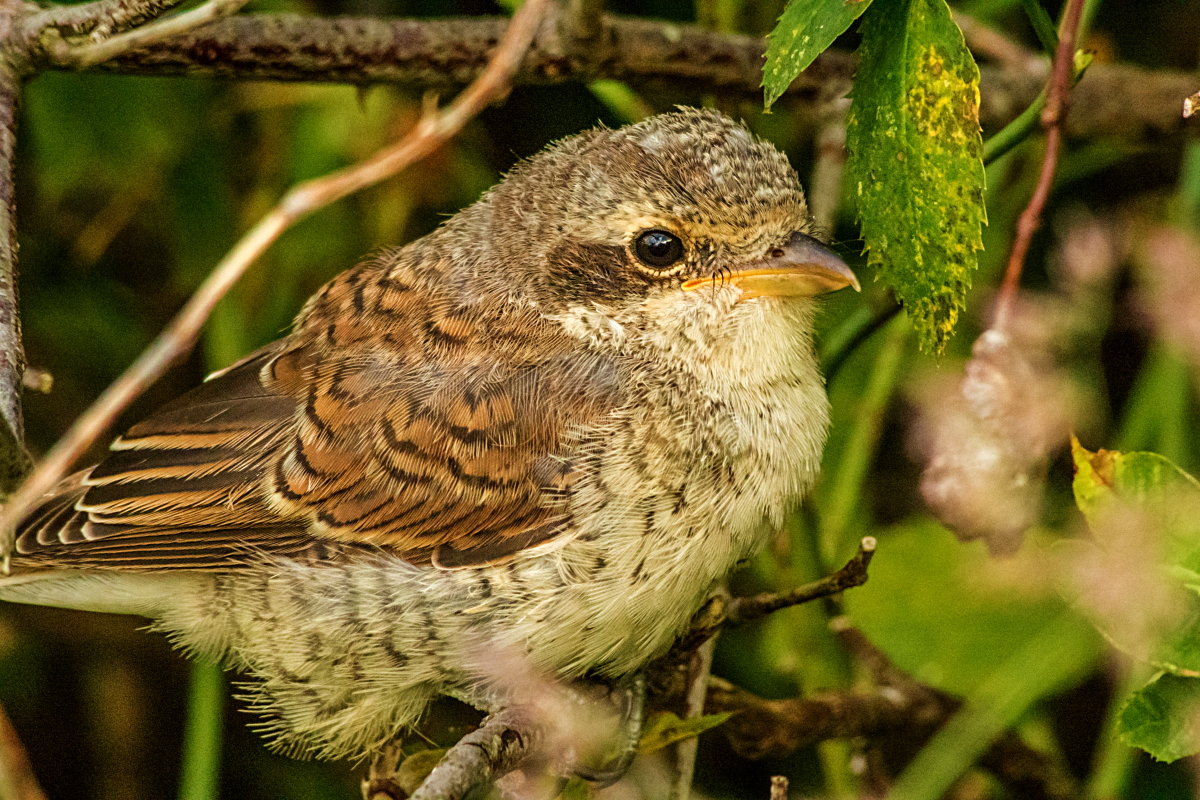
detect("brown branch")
[2,12,1182,141]
[992,0,1088,331]
[0,703,48,800]
[647,538,876,704]
[56,11,854,102]
[0,0,552,565]
[408,709,539,800]
[0,50,28,494]
[27,0,186,39]
[704,676,1079,800]
[46,0,253,69]
[705,675,942,761]
[728,536,876,624]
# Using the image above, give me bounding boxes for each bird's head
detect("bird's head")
[446,108,858,359]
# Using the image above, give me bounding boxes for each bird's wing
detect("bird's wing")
[14,253,624,571]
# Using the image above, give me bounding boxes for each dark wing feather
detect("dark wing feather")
[13,250,623,571]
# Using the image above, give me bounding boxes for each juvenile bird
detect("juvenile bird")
[0,109,856,761]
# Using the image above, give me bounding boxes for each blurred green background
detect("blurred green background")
[4,0,1200,798]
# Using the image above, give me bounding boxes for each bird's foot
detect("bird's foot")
[569,672,646,787]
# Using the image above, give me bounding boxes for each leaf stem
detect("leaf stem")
[991,0,1088,332]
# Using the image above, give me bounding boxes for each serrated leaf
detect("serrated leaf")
[846,0,985,353]
[637,711,733,754]
[1119,673,1200,763]
[763,0,875,109]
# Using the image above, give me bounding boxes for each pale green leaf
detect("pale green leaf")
[763,0,875,109]
[846,0,986,353]
[637,711,733,754]
[1069,439,1200,677]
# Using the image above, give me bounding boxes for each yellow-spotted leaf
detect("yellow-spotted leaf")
[846,0,985,353]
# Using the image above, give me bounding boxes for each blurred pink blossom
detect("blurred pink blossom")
[1138,225,1200,368]
[914,328,1076,554]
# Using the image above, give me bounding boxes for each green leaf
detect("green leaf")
[1068,439,1200,677]
[890,609,1099,800]
[1018,0,1059,54]
[637,711,733,754]
[846,0,986,353]
[396,748,448,795]
[762,0,875,109]
[1119,673,1200,763]
[845,518,1100,696]
[1070,437,1200,535]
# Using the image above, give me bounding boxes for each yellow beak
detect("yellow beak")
[681,233,860,300]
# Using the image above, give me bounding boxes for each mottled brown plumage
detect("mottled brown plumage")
[2,108,856,761]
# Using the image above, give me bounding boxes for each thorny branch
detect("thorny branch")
[0,0,553,564]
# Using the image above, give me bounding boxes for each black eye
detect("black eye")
[633,229,685,268]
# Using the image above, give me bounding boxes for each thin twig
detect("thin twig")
[0,0,552,567]
[992,0,1088,331]
[727,536,876,625]
[0,703,48,800]
[409,709,539,800]
[669,636,715,800]
[47,0,251,69]
[656,537,876,668]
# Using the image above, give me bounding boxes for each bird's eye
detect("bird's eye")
[633,229,685,269]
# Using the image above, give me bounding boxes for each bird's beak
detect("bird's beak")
[682,232,860,300]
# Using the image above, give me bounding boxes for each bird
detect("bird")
[0,108,857,762]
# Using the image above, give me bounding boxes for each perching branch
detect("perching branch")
[0,0,552,564]
[670,637,715,800]
[408,709,540,800]
[5,11,1186,142]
